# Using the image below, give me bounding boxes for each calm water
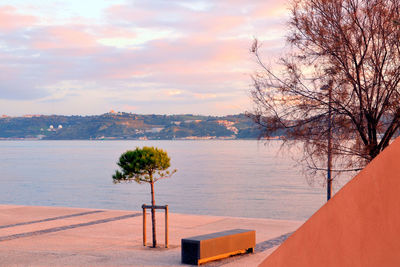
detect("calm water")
[0,140,342,220]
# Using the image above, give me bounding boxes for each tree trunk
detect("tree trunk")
[150,181,157,248]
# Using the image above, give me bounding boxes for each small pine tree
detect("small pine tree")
[113,146,176,247]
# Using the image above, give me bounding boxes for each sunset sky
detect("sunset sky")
[0,0,289,116]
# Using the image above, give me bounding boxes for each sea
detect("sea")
[0,140,352,220]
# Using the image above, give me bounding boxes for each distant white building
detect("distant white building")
[216,120,238,134]
[145,127,164,133]
[47,125,61,131]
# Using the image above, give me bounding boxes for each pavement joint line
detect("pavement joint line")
[254,231,294,252]
[203,231,294,267]
[0,213,141,242]
[0,210,105,229]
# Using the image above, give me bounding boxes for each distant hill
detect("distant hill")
[0,113,271,140]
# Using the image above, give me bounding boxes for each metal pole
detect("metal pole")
[165,205,169,248]
[142,206,146,246]
[327,86,332,201]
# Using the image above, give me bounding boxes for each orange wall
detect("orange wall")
[259,137,400,267]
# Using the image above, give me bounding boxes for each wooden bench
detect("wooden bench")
[181,229,255,265]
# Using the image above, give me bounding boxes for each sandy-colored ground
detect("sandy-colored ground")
[0,205,302,266]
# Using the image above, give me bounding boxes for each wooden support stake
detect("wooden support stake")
[142,206,146,246]
[142,204,169,248]
[165,205,169,248]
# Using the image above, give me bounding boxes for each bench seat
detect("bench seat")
[181,229,256,265]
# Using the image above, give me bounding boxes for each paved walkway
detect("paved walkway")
[0,205,302,266]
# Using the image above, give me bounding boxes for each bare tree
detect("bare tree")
[249,0,400,186]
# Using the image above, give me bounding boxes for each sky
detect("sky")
[0,0,290,116]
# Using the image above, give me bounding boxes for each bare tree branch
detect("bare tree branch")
[249,0,400,181]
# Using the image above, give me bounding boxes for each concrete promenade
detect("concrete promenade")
[0,205,302,266]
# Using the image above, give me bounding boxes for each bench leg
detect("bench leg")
[246,247,254,253]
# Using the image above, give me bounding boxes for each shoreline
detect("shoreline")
[0,203,307,222]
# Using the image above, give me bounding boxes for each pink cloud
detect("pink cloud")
[0,0,290,115]
[96,26,136,39]
[71,36,253,86]
[251,0,290,18]
[105,4,156,25]
[0,6,37,31]
[106,69,148,80]
[0,64,20,81]
[187,13,246,36]
[31,26,97,50]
